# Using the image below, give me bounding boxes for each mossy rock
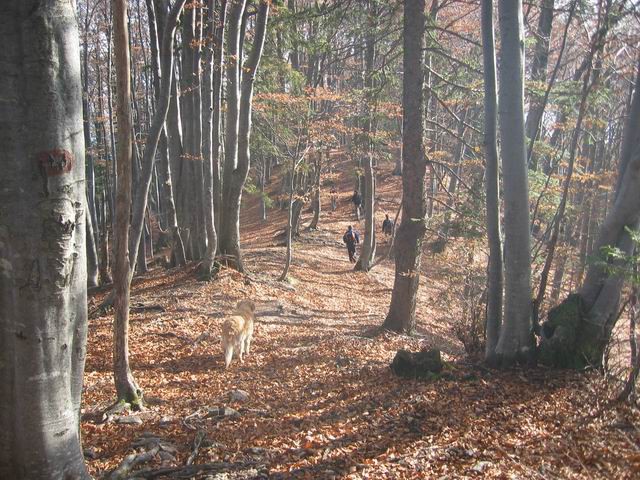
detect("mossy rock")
[391,348,444,379]
[538,294,606,369]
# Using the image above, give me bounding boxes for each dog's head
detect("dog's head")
[236,299,256,314]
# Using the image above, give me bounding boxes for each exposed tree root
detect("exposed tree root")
[108,446,160,480]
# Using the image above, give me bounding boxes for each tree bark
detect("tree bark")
[355,8,377,272]
[494,0,534,365]
[86,199,100,288]
[524,0,554,170]
[113,0,142,407]
[127,0,187,275]
[481,0,504,361]
[219,0,247,268]
[0,1,90,477]
[219,0,269,271]
[539,46,640,369]
[280,169,297,281]
[383,0,428,334]
[532,37,595,331]
[580,59,640,324]
[147,0,187,267]
[212,0,228,235]
[82,15,101,261]
[200,0,227,280]
[308,152,322,230]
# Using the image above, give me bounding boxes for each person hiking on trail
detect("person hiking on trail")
[342,225,360,263]
[382,214,394,236]
[330,186,338,211]
[351,190,362,220]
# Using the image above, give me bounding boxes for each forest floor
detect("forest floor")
[83,156,640,479]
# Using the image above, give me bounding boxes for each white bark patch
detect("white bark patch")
[40,199,78,291]
[27,370,62,382]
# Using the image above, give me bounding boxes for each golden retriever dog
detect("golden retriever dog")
[221,299,256,368]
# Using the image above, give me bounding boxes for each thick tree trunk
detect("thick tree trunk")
[177,4,202,260]
[0,2,90,477]
[481,0,504,361]
[539,58,640,369]
[219,0,247,268]
[493,0,534,365]
[113,0,142,407]
[220,0,269,271]
[383,0,428,334]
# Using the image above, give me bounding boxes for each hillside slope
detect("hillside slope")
[82,159,639,479]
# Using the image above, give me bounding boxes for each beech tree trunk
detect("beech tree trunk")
[86,200,100,288]
[280,169,297,281]
[113,0,142,407]
[539,59,640,368]
[200,0,227,279]
[219,0,247,268]
[524,0,554,170]
[308,153,322,230]
[0,1,90,477]
[355,10,377,272]
[127,0,187,275]
[383,0,428,334]
[481,0,504,361]
[147,0,186,267]
[219,0,269,271]
[493,0,534,365]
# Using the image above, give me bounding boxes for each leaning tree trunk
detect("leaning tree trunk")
[0,1,90,478]
[383,0,428,334]
[481,0,504,361]
[113,0,142,407]
[493,0,534,365]
[127,0,187,276]
[219,0,269,271]
[147,0,186,267]
[539,59,640,368]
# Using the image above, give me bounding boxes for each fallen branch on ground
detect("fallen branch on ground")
[130,461,264,479]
